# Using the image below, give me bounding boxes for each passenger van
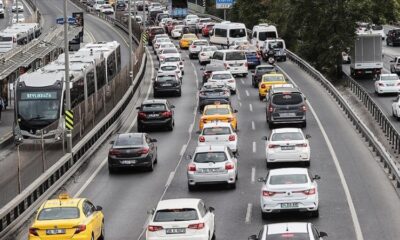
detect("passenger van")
[211,50,248,76]
[262,38,287,61]
[251,24,278,50]
[210,22,248,46]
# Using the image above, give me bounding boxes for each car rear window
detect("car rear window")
[269,174,308,185]
[225,51,246,61]
[157,75,176,82]
[259,31,277,40]
[371,25,383,30]
[115,135,143,146]
[229,28,246,38]
[37,207,79,220]
[205,64,225,71]
[272,93,303,105]
[212,74,232,80]
[161,65,177,71]
[269,41,284,49]
[381,75,399,81]
[204,108,230,115]
[202,46,218,52]
[203,127,231,135]
[162,49,179,54]
[263,75,285,82]
[154,208,198,222]
[271,132,304,141]
[266,233,310,240]
[142,104,166,111]
[164,57,180,62]
[194,152,227,163]
[194,41,208,46]
[151,28,164,34]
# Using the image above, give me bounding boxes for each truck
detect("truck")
[168,0,188,19]
[350,34,383,78]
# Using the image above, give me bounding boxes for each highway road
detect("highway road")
[9,2,400,240]
[0,0,33,30]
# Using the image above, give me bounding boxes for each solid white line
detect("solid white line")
[188,123,194,133]
[239,102,242,107]
[251,121,255,130]
[179,144,187,156]
[245,203,252,223]
[241,79,245,84]
[245,90,250,96]
[165,171,175,187]
[277,66,364,240]
[249,103,253,112]
[21,0,33,15]
[251,167,255,183]
[252,141,256,153]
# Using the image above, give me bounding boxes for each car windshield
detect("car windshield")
[154,208,198,222]
[203,127,231,135]
[381,75,399,81]
[269,174,308,185]
[269,41,284,49]
[271,132,304,141]
[142,104,166,111]
[204,108,230,115]
[162,49,178,54]
[372,25,383,30]
[194,152,227,163]
[212,74,232,80]
[272,93,303,105]
[164,57,180,62]
[157,75,176,82]
[229,28,246,38]
[263,75,285,82]
[259,31,277,40]
[202,46,218,52]
[37,207,79,220]
[115,135,142,146]
[226,51,246,61]
[161,65,177,71]
[266,233,310,240]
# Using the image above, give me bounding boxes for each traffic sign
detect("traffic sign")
[56,17,77,25]
[56,17,64,24]
[216,0,235,9]
[65,110,74,130]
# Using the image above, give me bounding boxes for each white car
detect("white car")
[374,73,400,95]
[229,39,250,49]
[368,24,386,40]
[11,3,24,12]
[158,17,172,28]
[155,43,176,58]
[248,222,328,240]
[196,18,212,33]
[158,48,180,62]
[392,95,400,120]
[187,145,238,190]
[12,14,25,23]
[153,37,172,51]
[259,168,320,219]
[198,122,238,153]
[184,14,199,25]
[100,4,114,14]
[93,1,106,11]
[208,71,236,93]
[161,53,184,74]
[171,25,185,39]
[198,46,218,65]
[158,62,182,81]
[189,39,209,59]
[146,198,215,240]
[264,128,310,167]
[152,34,169,45]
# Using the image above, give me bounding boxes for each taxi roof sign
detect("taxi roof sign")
[58,193,71,200]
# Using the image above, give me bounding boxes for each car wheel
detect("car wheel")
[259,94,263,101]
[266,161,272,169]
[283,57,287,61]
[243,73,248,77]
[108,166,117,174]
[310,209,319,218]
[167,121,174,131]
[393,110,396,117]
[188,183,195,191]
[228,182,236,189]
[268,121,274,129]
[147,160,154,172]
[304,160,310,167]
[182,70,185,75]
[91,233,94,240]
[189,53,193,59]
[211,230,216,240]
[261,211,270,220]
[177,90,182,97]
[301,121,307,128]
[99,220,105,240]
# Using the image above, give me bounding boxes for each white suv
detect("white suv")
[198,122,238,153]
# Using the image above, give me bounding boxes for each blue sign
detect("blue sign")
[216,0,235,9]
[56,17,76,24]
[56,17,64,24]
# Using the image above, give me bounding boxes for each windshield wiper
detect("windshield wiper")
[27,116,45,121]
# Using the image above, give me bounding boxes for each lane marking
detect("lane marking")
[179,144,187,156]
[251,167,255,183]
[277,65,364,240]
[249,103,253,112]
[165,171,175,187]
[239,102,242,107]
[245,90,250,97]
[251,121,255,130]
[252,141,256,153]
[188,123,194,133]
[241,79,245,84]
[245,203,252,223]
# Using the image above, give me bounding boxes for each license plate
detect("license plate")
[148,113,159,117]
[365,70,372,74]
[281,203,299,208]
[280,113,296,117]
[199,168,222,173]
[387,84,395,86]
[46,229,65,235]
[166,228,186,234]
[281,146,295,150]
[234,68,238,71]
[162,83,172,86]
[121,160,136,164]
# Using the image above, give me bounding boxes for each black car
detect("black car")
[153,73,182,97]
[387,28,400,46]
[108,133,158,172]
[252,64,277,88]
[266,86,307,129]
[201,62,226,84]
[115,1,126,11]
[137,99,175,131]
[199,82,231,111]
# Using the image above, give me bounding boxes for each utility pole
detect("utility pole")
[16,0,19,23]
[128,0,133,83]
[142,0,146,28]
[63,0,72,154]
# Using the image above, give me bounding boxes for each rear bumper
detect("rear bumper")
[108,155,152,168]
[260,198,319,213]
[147,233,209,240]
[199,98,230,108]
[154,86,181,93]
[188,171,236,185]
[266,152,310,162]
[139,118,172,127]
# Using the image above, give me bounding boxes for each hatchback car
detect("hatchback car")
[248,222,327,240]
[171,25,185,39]
[187,145,238,190]
[153,73,182,97]
[146,198,215,240]
[386,28,400,46]
[266,86,307,129]
[264,128,310,167]
[199,45,219,65]
[202,23,215,37]
[137,99,175,131]
[157,62,182,80]
[158,48,180,62]
[374,73,400,95]
[208,71,236,93]
[201,62,226,83]
[198,122,238,153]
[252,64,278,88]
[108,133,157,172]
[199,82,231,110]
[258,73,287,100]
[189,39,209,59]
[161,53,185,74]
[258,168,320,219]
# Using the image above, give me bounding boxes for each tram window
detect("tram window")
[87,70,95,96]
[96,61,106,89]
[117,46,121,71]
[71,77,84,108]
[107,54,116,80]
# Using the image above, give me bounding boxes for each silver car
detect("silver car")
[187,145,238,190]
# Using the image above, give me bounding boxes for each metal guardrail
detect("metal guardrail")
[0,1,148,238]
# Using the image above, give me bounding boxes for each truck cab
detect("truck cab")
[390,57,400,74]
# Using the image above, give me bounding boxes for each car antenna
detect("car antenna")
[286,223,289,232]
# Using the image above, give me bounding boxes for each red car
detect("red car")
[202,23,215,37]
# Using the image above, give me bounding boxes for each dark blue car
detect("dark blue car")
[244,47,261,68]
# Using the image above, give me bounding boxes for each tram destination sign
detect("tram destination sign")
[21,91,58,100]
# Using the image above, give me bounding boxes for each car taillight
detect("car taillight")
[138,147,150,155]
[245,62,248,68]
[229,135,235,141]
[228,79,234,83]
[199,136,205,142]
[138,112,147,119]
[295,143,308,147]
[148,225,164,232]
[261,83,266,89]
[301,105,307,112]
[109,148,121,156]
[176,70,180,73]
[378,83,384,86]
[268,144,279,148]
[224,63,228,69]
[188,223,205,229]
[188,163,196,172]
[191,45,196,48]
[74,225,86,234]
[397,81,400,86]
[225,162,234,170]
[268,105,274,113]
[200,53,206,56]
[155,44,159,48]
[202,119,208,123]
[162,111,172,118]
[29,228,39,236]
[262,190,276,197]
[296,188,316,195]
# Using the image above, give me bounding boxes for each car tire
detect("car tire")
[138,123,145,132]
[266,161,272,169]
[182,70,185,75]
[243,73,248,77]
[259,94,263,101]
[310,209,319,218]
[188,183,195,191]
[283,57,287,61]
[261,211,270,220]
[99,220,105,240]
[108,166,117,174]
[301,121,307,128]
[304,160,310,167]
[268,121,274,129]
[177,90,182,97]
[147,160,154,172]
[153,91,158,98]
[167,121,174,131]
[228,182,236,189]
[91,233,94,240]
[189,53,193,59]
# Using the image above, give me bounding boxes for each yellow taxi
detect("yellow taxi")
[258,73,287,100]
[29,193,104,240]
[179,33,198,49]
[199,103,238,130]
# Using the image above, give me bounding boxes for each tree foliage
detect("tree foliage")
[229,0,400,78]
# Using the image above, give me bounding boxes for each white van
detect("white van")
[251,24,278,50]
[211,50,248,76]
[93,0,106,11]
[210,22,248,46]
[262,38,287,61]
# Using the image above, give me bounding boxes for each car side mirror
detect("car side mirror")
[196,130,201,134]
[390,60,394,62]
[319,232,328,238]
[262,136,268,141]
[233,109,238,113]
[313,175,321,180]
[147,208,155,215]
[109,140,115,144]
[136,106,141,110]
[208,206,215,212]
[150,138,157,142]
[200,67,205,70]
[305,134,311,139]
[257,177,266,183]
[248,235,258,240]
[95,205,103,211]
[170,105,175,108]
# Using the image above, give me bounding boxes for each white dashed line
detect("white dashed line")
[245,90,250,96]
[245,203,252,223]
[165,171,175,187]
[239,102,242,107]
[188,123,194,133]
[251,121,255,130]
[241,79,245,84]
[251,167,255,183]
[179,144,187,156]
[249,103,253,112]
[252,141,256,153]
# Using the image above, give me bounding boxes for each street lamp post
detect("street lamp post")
[142,0,145,28]
[128,0,133,83]
[63,0,72,154]
[16,0,19,23]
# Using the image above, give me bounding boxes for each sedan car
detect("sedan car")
[157,62,182,80]
[155,42,175,57]
[258,73,287,100]
[202,23,215,37]
[243,46,261,68]
[248,222,328,240]
[198,122,238,153]
[208,71,236,93]
[146,198,215,240]
[374,73,400,95]
[153,73,182,97]
[200,103,238,130]
[199,45,218,65]
[264,128,310,167]
[258,168,320,219]
[189,39,209,59]
[161,53,184,74]
[201,62,226,83]
[12,3,24,12]
[158,48,180,62]
[199,82,231,110]
[187,145,238,190]
[29,193,104,240]
[12,14,25,23]
[252,64,278,88]
[100,4,114,14]
[171,24,185,39]
[179,33,198,49]
[137,99,175,131]
[108,133,157,172]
